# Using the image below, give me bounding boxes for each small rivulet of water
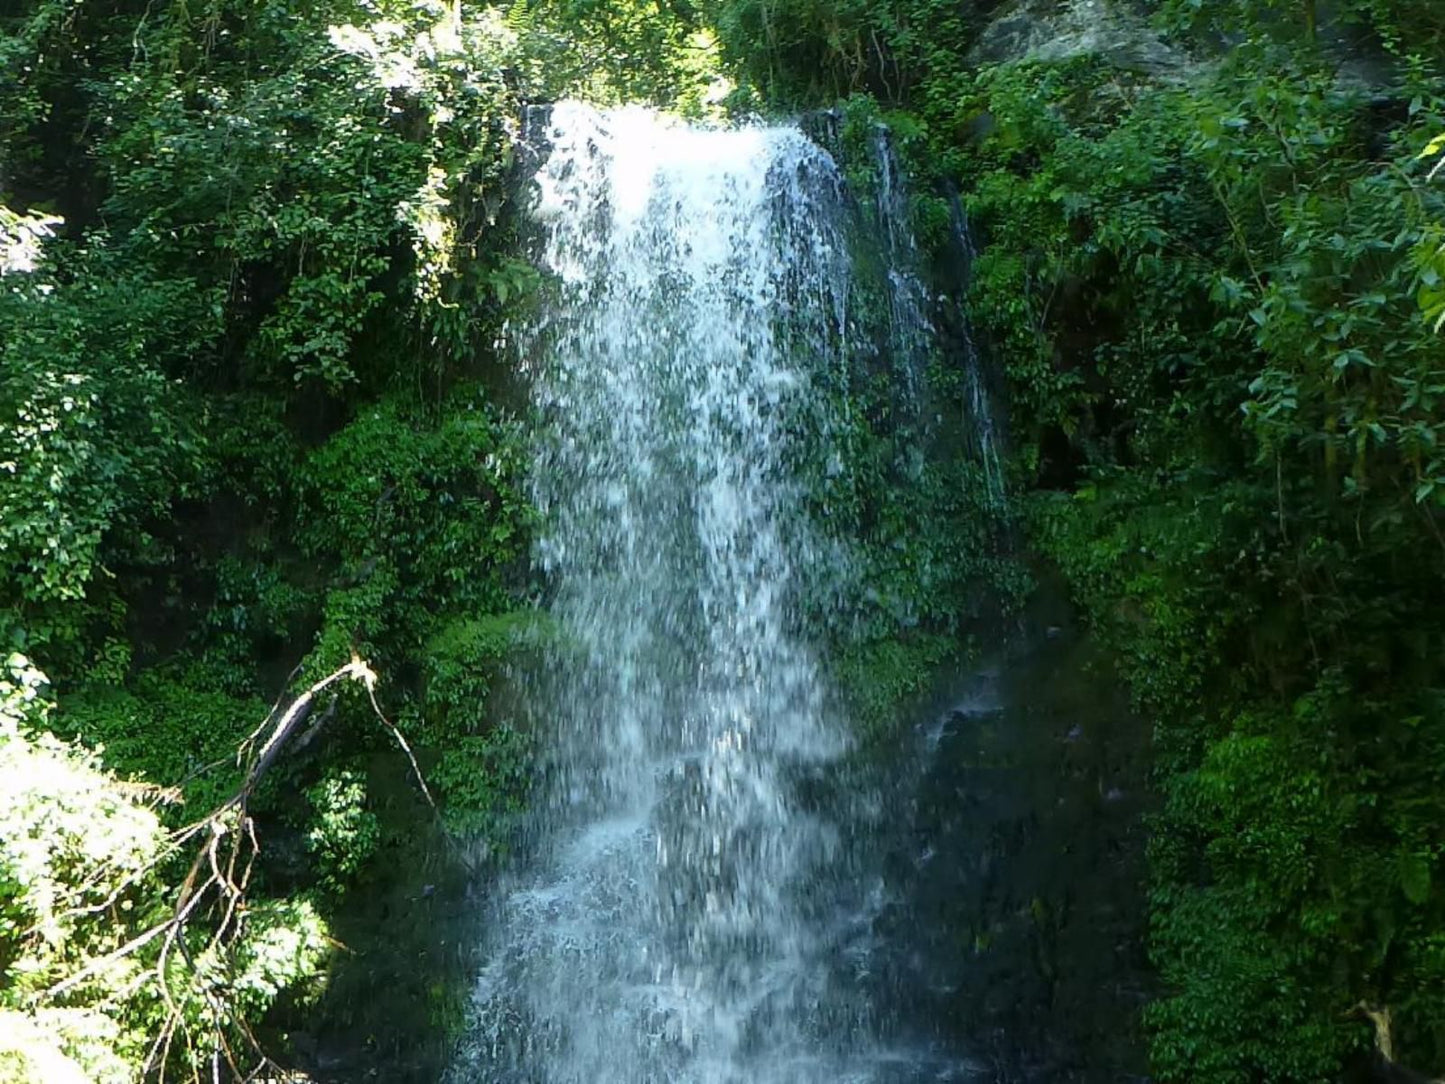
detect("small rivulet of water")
[450,104,993,1084]
[870,125,1004,506]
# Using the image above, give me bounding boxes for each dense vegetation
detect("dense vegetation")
[0,0,683,1076]
[4,0,1445,1080]
[707,0,1445,1078]
[1,0,1016,1069]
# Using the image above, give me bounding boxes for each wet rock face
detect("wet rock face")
[865,613,1154,1082]
[969,0,1188,75]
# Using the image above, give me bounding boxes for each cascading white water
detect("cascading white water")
[947,205,1005,506]
[452,103,866,1084]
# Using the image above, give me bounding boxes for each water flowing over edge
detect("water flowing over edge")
[449,103,1003,1084]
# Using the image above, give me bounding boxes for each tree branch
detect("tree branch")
[35,656,434,1083]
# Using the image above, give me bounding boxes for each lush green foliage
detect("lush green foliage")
[712,0,1445,1077]
[708,0,959,107]
[10,0,1445,1077]
[0,654,331,1083]
[420,611,539,835]
[951,50,1445,1076]
[305,767,382,894]
[0,0,598,1073]
[952,29,1445,1084]
[507,0,724,110]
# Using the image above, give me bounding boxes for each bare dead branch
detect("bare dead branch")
[362,672,436,809]
[34,656,434,1084]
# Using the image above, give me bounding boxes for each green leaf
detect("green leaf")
[1399,851,1432,905]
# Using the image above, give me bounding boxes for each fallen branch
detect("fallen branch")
[35,655,434,1083]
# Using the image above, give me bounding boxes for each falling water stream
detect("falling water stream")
[455,102,869,1084]
[445,104,1143,1084]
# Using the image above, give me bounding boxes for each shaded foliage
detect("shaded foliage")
[950,26,1445,1084]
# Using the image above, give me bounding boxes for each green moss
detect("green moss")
[425,612,535,708]
[835,633,960,739]
[419,612,546,838]
[429,727,532,839]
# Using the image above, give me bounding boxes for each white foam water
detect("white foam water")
[450,103,867,1084]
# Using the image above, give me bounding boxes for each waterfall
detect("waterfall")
[870,124,1005,505]
[870,124,933,416]
[450,103,989,1083]
[453,103,861,1084]
[946,199,1005,506]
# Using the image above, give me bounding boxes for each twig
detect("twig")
[34,656,431,1084]
[363,674,436,809]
